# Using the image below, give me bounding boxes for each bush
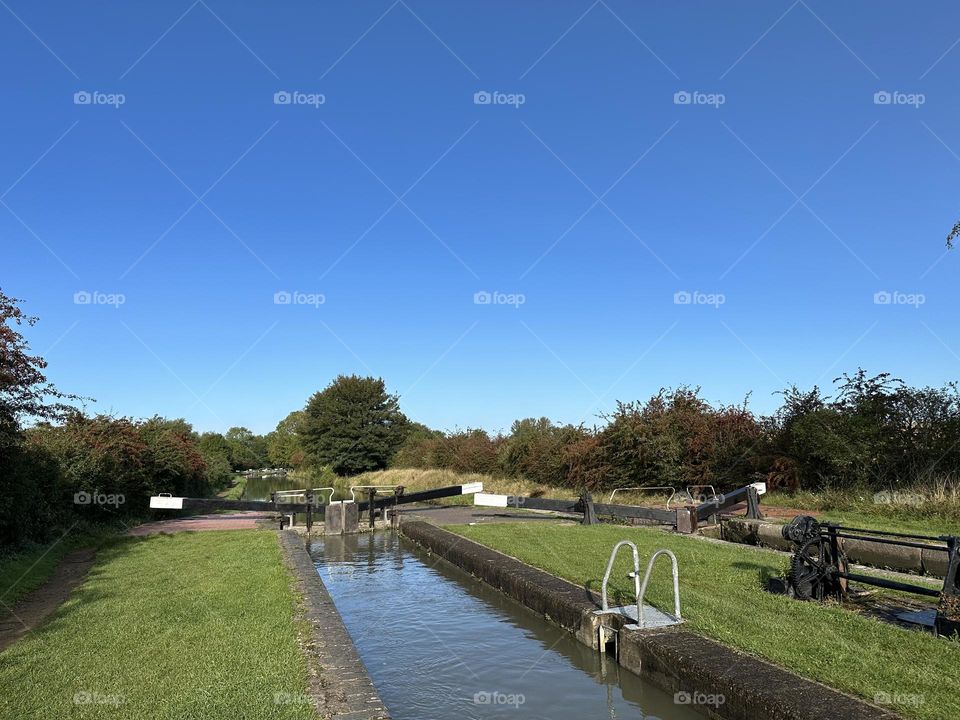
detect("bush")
[595,388,763,491]
[498,418,589,486]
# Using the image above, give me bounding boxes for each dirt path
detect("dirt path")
[126,511,274,536]
[0,512,273,652]
[0,547,96,653]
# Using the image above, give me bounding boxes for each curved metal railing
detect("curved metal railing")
[636,548,682,628]
[273,487,336,505]
[349,485,400,502]
[600,540,642,621]
[608,486,677,508]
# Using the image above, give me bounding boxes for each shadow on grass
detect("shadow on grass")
[0,532,187,662]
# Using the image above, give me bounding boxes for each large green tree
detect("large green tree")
[266,410,307,468]
[301,376,408,476]
[224,426,268,470]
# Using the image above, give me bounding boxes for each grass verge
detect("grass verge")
[218,474,249,500]
[0,528,121,609]
[0,530,315,719]
[344,469,960,536]
[765,488,959,536]
[450,522,959,720]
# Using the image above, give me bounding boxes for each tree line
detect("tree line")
[5,288,959,552]
[276,372,960,499]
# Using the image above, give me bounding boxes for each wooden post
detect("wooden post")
[305,492,314,534]
[368,489,377,529]
[580,492,598,526]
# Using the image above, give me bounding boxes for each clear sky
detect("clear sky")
[4,1,960,435]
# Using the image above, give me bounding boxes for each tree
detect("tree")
[301,375,408,476]
[266,410,307,467]
[224,426,268,470]
[948,220,959,249]
[0,289,81,446]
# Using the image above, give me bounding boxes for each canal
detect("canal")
[311,532,700,720]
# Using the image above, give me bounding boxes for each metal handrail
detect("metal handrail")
[274,487,335,505]
[608,486,677,508]
[349,485,399,502]
[600,541,642,623]
[636,549,682,628]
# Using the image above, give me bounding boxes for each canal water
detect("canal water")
[311,532,700,720]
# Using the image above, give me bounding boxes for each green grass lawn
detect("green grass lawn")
[810,510,957,538]
[0,528,120,609]
[451,522,960,720]
[0,540,77,609]
[218,475,249,500]
[0,531,315,719]
[764,490,959,537]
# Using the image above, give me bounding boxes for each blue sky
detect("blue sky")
[4,1,960,435]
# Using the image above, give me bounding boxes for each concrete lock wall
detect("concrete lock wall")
[400,522,899,720]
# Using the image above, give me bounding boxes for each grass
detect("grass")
[765,488,960,537]
[450,522,960,720]
[0,530,315,719]
[0,541,78,609]
[0,528,121,609]
[331,468,572,506]
[217,474,249,501]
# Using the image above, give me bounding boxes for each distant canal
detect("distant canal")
[311,532,699,720]
[240,474,298,502]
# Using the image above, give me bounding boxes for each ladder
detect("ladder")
[595,541,683,652]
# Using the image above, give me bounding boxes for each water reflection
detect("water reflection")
[310,532,699,720]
